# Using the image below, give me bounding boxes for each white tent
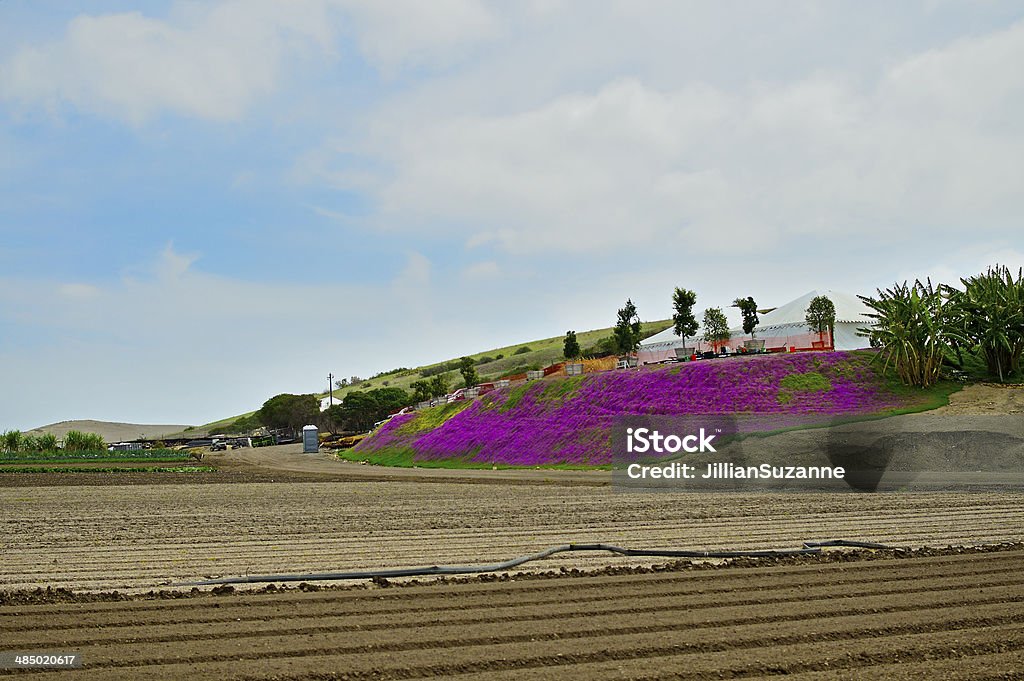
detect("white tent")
[638,289,874,363]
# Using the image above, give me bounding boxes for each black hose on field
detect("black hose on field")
[180,539,896,587]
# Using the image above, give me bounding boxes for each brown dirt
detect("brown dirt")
[3,407,1023,679]
[2,548,1023,679]
[934,382,1024,415]
[2,479,1023,594]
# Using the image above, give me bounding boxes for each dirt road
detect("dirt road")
[2,547,1022,679]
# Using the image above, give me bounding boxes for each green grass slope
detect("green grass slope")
[188,319,673,435]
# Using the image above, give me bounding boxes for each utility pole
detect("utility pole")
[328,373,334,408]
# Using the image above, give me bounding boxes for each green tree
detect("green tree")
[733,296,759,338]
[326,387,411,432]
[702,307,731,352]
[806,295,837,348]
[458,356,479,388]
[257,394,320,433]
[410,380,433,403]
[947,265,1024,382]
[429,373,450,398]
[613,298,643,356]
[338,392,379,431]
[563,330,581,360]
[672,288,699,350]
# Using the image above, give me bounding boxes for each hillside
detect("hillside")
[353,351,955,468]
[25,420,191,442]
[192,319,673,434]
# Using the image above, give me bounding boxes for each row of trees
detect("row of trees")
[674,289,764,353]
[256,387,418,435]
[562,289,840,361]
[679,290,837,353]
[861,265,1024,387]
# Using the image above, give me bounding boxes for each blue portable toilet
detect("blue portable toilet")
[302,425,319,453]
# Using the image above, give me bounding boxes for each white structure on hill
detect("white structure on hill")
[638,289,874,363]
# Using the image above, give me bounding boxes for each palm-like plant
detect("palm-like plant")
[946,265,1024,382]
[859,280,963,387]
[2,430,22,453]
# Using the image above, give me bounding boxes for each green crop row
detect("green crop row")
[0,448,188,462]
[0,466,216,474]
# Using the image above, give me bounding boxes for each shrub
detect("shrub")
[370,367,409,379]
[421,360,461,378]
[582,338,615,358]
[513,346,532,355]
[63,430,106,451]
[224,414,261,434]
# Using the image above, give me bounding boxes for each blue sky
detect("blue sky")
[2,1,1024,429]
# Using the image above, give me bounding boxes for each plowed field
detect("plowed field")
[2,437,1023,679]
[3,482,1023,592]
[2,548,1023,679]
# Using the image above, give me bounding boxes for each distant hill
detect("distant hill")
[26,420,191,443]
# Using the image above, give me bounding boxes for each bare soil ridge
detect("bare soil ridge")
[2,548,1022,679]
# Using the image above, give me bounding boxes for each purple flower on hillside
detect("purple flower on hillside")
[358,352,906,466]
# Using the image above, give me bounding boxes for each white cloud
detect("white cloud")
[462,260,500,280]
[57,283,101,300]
[314,17,1024,256]
[152,243,200,281]
[0,0,501,123]
[0,0,336,124]
[333,0,497,73]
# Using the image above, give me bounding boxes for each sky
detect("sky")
[2,1,1024,430]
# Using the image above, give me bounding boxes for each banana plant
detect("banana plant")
[945,265,1024,382]
[858,279,965,387]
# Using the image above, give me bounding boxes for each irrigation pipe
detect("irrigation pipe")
[179,539,897,587]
